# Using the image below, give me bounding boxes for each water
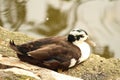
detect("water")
[0,0,120,58]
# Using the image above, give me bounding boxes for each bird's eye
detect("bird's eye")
[76,35,80,40]
[80,35,84,38]
[76,35,84,40]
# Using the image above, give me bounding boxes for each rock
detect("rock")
[0,70,37,80]
[0,55,82,80]
[64,54,120,80]
[0,27,120,80]
[0,27,34,57]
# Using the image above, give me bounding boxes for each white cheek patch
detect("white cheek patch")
[70,31,80,36]
[69,58,77,68]
[82,35,88,41]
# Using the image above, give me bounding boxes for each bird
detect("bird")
[9,29,96,71]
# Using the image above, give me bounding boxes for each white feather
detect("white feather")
[73,41,90,63]
[69,58,77,68]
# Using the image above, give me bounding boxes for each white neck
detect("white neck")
[73,41,91,63]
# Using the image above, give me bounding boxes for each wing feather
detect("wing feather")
[14,36,65,54]
[27,44,69,60]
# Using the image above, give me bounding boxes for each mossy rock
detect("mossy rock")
[0,27,34,57]
[0,71,36,80]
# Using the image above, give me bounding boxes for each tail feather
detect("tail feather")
[9,40,22,54]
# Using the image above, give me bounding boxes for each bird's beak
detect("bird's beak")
[85,38,96,47]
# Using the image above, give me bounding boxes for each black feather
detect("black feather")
[9,40,22,54]
[68,34,75,43]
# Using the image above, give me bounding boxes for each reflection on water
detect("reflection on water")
[0,0,120,58]
[34,5,67,36]
[93,46,114,58]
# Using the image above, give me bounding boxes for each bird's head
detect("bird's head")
[68,29,96,47]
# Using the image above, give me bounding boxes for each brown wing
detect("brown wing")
[27,43,73,61]
[27,43,76,70]
[12,36,66,54]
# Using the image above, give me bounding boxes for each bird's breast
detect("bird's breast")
[74,42,91,63]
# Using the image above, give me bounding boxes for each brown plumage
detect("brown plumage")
[9,36,81,71]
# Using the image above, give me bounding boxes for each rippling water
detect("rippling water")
[0,0,120,58]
